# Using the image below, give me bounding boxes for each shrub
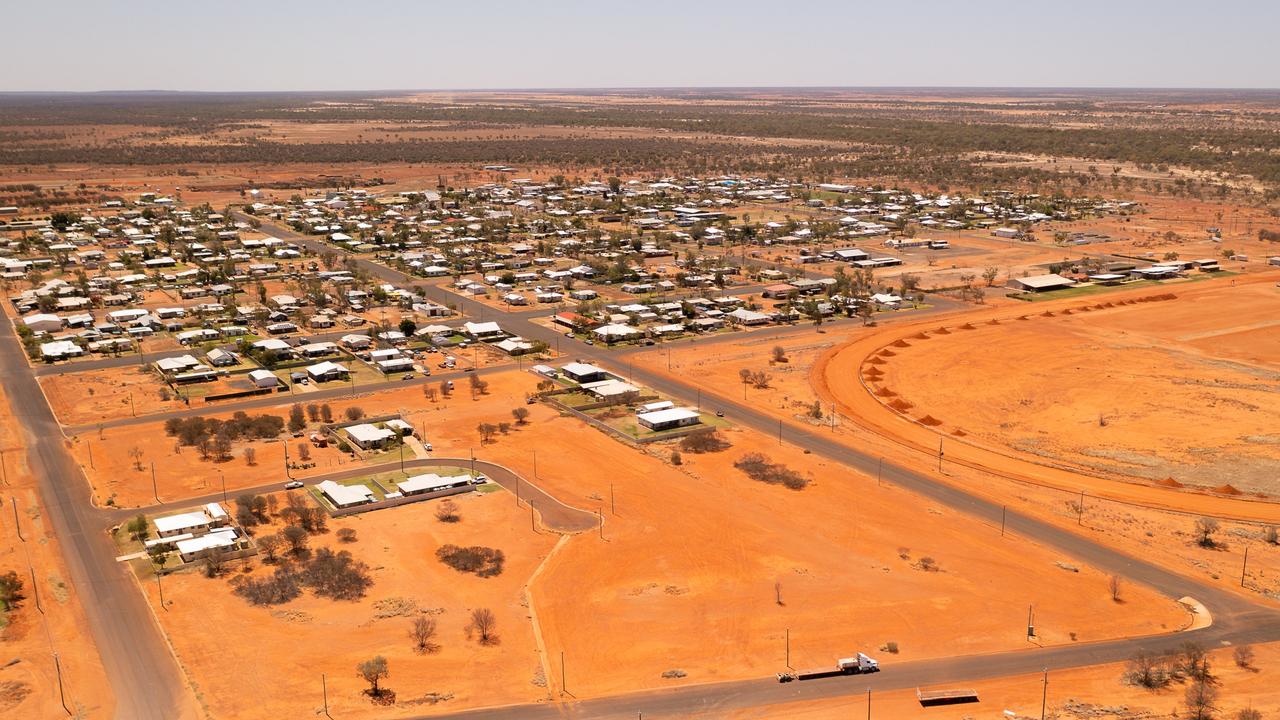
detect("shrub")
[680,429,731,453]
[300,548,373,600]
[733,452,808,490]
[232,567,301,606]
[436,544,505,577]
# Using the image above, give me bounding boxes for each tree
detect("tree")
[671,449,682,465]
[771,345,788,363]
[423,385,439,402]
[398,318,417,336]
[306,403,320,422]
[1123,650,1170,689]
[256,534,282,563]
[337,528,358,543]
[344,406,365,422]
[1233,644,1255,669]
[203,548,227,578]
[477,423,498,444]
[439,380,453,398]
[1109,575,1121,602]
[1236,708,1262,720]
[297,442,311,461]
[320,404,334,424]
[1195,517,1220,548]
[288,404,306,433]
[128,446,145,471]
[356,656,390,697]
[1184,675,1218,720]
[435,499,460,523]
[411,616,439,654]
[127,514,149,540]
[467,607,499,645]
[511,407,531,425]
[0,571,25,610]
[982,266,999,286]
[243,446,257,466]
[282,525,310,555]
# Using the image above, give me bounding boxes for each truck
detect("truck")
[776,653,879,682]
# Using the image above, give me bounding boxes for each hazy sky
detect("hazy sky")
[4,0,1276,91]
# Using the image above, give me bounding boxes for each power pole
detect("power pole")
[54,652,69,716]
[937,437,944,473]
[1000,506,1007,537]
[30,566,42,614]
[785,628,791,668]
[866,687,871,720]
[610,483,616,515]
[1077,490,1085,525]
[877,457,882,486]
[151,462,159,503]
[560,651,567,696]
[1040,668,1048,720]
[156,573,165,610]
[1242,546,1250,587]
[12,498,22,542]
[322,673,330,718]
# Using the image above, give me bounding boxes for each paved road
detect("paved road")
[0,311,187,719]
[114,456,597,534]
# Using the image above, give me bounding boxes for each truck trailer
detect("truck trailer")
[777,652,879,682]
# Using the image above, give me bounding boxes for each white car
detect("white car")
[284,480,304,490]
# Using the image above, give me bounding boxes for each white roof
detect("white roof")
[307,360,348,376]
[561,361,604,377]
[397,473,470,494]
[463,321,502,335]
[317,480,374,506]
[581,379,640,397]
[1017,274,1076,289]
[592,323,641,337]
[346,423,396,444]
[153,510,213,534]
[175,529,239,555]
[248,369,277,381]
[637,407,701,425]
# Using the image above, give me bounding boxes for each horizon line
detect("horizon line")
[2,85,1280,95]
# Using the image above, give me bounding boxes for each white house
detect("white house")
[637,407,702,432]
[317,480,375,509]
[248,369,279,388]
[345,423,397,450]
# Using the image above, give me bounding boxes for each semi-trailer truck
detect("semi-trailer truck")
[777,652,879,682]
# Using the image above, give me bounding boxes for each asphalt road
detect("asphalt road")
[0,310,187,719]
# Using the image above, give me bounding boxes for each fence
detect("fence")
[326,483,474,518]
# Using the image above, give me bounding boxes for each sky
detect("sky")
[3,0,1277,91]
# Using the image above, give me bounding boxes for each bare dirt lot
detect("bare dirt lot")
[872,276,1280,492]
[145,490,559,719]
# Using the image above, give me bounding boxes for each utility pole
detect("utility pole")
[777,419,782,445]
[54,652,69,716]
[283,442,293,480]
[12,498,22,541]
[1040,668,1048,720]
[937,436,944,473]
[129,392,136,416]
[86,443,93,470]
[151,462,159,504]
[785,628,791,668]
[560,651,567,696]
[322,673,330,718]
[532,449,537,479]
[866,688,871,720]
[157,573,165,610]
[0,448,7,484]
[515,475,521,506]
[1077,490,1085,525]
[610,483,616,515]
[1000,506,1007,537]
[219,469,227,504]
[30,566,42,614]
[877,457,882,486]
[1242,546,1250,587]
[597,510,604,540]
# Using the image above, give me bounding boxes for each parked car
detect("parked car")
[284,480,304,490]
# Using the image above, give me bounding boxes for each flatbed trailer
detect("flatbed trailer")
[916,688,979,706]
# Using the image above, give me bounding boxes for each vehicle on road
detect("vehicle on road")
[401,373,414,380]
[715,410,725,417]
[284,480,304,490]
[777,653,879,682]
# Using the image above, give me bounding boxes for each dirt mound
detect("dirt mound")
[987,319,1001,325]
[891,339,911,348]
[878,349,897,357]
[1041,311,1055,317]
[1213,484,1243,496]
[917,415,943,426]
[1156,477,1184,488]
[959,323,976,330]
[1017,315,1029,321]
[1062,308,1074,315]
[933,327,951,335]
[866,356,886,365]
[875,387,898,398]
[888,398,914,412]
[951,428,968,437]
[912,332,931,340]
